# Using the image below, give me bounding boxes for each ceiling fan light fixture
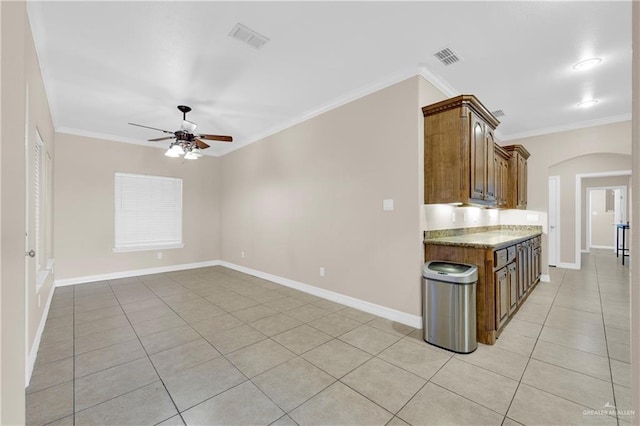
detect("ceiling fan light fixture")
[184,151,199,160]
[169,143,185,155]
[572,58,602,71]
[165,148,181,157]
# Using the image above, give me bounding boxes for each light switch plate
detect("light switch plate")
[383,199,394,211]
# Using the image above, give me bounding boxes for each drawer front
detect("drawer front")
[495,249,508,269]
[507,246,516,263]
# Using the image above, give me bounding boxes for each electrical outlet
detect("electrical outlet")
[451,212,456,223]
[157,252,163,260]
[319,267,325,277]
[241,251,245,258]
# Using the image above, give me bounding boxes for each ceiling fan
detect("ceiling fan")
[128,105,233,159]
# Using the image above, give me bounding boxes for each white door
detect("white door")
[548,176,559,266]
[24,87,35,384]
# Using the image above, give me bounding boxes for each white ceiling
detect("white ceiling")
[27,1,632,156]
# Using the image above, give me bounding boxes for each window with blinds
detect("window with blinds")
[114,173,184,252]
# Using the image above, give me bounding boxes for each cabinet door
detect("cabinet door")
[517,244,525,298]
[470,115,485,201]
[484,129,496,202]
[518,155,527,208]
[494,155,501,205]
[496,267,509,328]
[534,247,541,282]
[526,241,533,291]
[508,262,518,313]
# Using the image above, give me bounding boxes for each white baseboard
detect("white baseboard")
[590,245,615,250]
[219,261,423,329]
[26,283,55,387]
[54,260,221,287]
[557,262,580,270]
[581,249,590,254]
[540,274,551,283]
[53,259,423,329]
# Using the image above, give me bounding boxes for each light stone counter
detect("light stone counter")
[424,229,542,250]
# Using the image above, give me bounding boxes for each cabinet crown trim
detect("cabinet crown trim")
[501,144,531,159]
[422,94,500,128]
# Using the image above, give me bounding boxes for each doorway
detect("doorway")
[586,186,627,251]
[548,176,560,267]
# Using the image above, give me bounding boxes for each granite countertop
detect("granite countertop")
[424,229,542,249]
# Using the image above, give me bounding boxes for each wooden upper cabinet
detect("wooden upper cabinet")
[502,145,530,209]
[494,144,510,208]
[484,129,496,202]
[423,95,500,205]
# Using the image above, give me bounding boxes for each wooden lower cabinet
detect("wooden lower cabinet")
[425,234,542,345]
[508,262,518,314]
[495,267,509,329]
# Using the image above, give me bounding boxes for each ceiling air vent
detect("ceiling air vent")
[229,23,269,50]
[491,110,505,117]
[433,47,462,66]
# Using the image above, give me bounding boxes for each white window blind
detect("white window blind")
[114,173,183,252]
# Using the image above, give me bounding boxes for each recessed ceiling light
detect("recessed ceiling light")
[577,99,599,108]
[572,58,602,71]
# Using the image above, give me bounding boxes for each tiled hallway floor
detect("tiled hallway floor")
[27,250,632,425]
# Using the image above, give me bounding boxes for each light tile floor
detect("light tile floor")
[27,250,631,425]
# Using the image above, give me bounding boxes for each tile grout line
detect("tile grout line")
[500,263,564,424]
[44,262,624,426]
[107,277,188,425]
[593,254,620,426]
[139,271,263,423]
[72,285,76,426]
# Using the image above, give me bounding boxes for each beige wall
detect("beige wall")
[508,121,631,268]
[220,77,445,317]
[581,176,630,251]
[1,2,27,423]
[587,189,614,248]
[513,120,631,211]
[548,153,631,265]
[54,133,221,280]
[24,6,56,381]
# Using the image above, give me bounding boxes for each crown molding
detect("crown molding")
[54,65,433,159]
[55,127,221,157]
[417,65,460,98]
[499,113,632,141]
[217,67,425,156]
[56,127,165,150]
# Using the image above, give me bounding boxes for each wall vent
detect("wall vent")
[229,23,269,50]
[433,47,462,66]
[491,110,505,117]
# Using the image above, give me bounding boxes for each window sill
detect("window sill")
[113,243,185,253]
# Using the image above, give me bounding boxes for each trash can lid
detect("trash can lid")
[423,261,478,283]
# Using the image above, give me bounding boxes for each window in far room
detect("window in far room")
[113,172,184,252]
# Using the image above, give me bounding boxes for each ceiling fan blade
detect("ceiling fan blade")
[148,136,175,142]
[128,122,174,134]
[198,134,233,142]
[195,139,210,150]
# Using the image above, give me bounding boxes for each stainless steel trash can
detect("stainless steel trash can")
[423,261,478,353]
